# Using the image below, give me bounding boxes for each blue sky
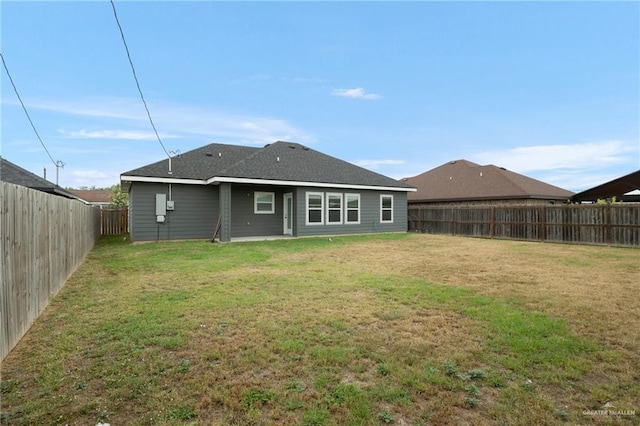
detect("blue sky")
[1,1,638,192]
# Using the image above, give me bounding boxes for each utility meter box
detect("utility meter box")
[166,200,175,211]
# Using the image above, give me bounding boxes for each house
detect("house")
[571,169,640,203]
[70,189,112,208]
[0,157,79,200]
[120,141,415,242]
[403,159,573,207]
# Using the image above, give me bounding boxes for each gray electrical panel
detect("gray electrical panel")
[156,194,167,223]
[156,194,167,215]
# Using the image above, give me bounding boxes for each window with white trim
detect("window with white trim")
[380,194,393,223]
[345,194,360,224]
[306,192,324,225]
[326,193,343,224]
[254,191,275,214]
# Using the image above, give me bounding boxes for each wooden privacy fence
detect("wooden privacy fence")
[408,204,640,247]
[101,208,128,235]
[1,182,101,361]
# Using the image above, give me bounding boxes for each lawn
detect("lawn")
[1,233,638,425]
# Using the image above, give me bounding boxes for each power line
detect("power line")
[0,52,58,168]
[109,0,171,161]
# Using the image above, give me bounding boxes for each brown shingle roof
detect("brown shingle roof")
[70,189,111,203]
[404,159,573,203]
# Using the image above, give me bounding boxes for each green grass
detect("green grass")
[1,233,637,425]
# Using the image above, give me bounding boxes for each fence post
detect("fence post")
[605,203,611,245]
[490,206,495,238]
[451,208,455,236]
[540,206,546,242]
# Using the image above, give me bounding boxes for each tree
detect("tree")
[109,184,129,207]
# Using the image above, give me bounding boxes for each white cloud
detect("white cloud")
[470,140,639,192]
[471,141,635,173]
[62,168,121,189]
[354,159,405,169]
[332,87,382,100]
[61,129,178,140]
[20,96,317,146]
[70,169,112,179]
[22,97,146,121]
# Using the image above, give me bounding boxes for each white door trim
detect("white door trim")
[283,193,293,235]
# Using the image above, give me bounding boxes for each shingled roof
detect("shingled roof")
[121,141,414,191]
[0,157,78,199]
[70,189,112,204]
[403,159,573,203]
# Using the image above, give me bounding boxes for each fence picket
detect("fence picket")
[1,182,101,361]
[101,208,128,236]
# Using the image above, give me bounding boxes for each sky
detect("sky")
[1,1,639,192]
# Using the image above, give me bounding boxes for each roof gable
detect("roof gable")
[404,159,573,202]
[220,141,412,188]
[121,141,414,190]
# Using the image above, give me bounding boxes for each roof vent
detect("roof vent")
[450,161,456,164]
[205,152,213,157]
[218,152,222,157]
[289,145,296,149]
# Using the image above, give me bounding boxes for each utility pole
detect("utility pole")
[55,160,65,186]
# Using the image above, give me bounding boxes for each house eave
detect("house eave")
[209,176,416,192]
[409,194,571,203]
[120,174,415,192]
[120,175,208,185]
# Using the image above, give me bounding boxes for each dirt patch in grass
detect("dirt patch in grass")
[320,235,639,350]
[309,234,640,411]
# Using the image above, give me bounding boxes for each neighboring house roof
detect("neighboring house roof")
[0,157,78,199]
[69,189,112,204]
[121,141,415,192]
[403,159,574,203]
[571,169,640,203]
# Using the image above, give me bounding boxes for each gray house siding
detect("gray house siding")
[130,182,218,241]
[130,182,407,242]
[294,187,407,237]
[229,185,288,238]
[219,183,231,242]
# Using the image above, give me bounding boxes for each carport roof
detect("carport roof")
[571,169,640,202]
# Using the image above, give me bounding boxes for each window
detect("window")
[326,193,343,224]
[345,194,360,224]
[306,192,324,225]
[380,195,393,223]
[254,191,275,214]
